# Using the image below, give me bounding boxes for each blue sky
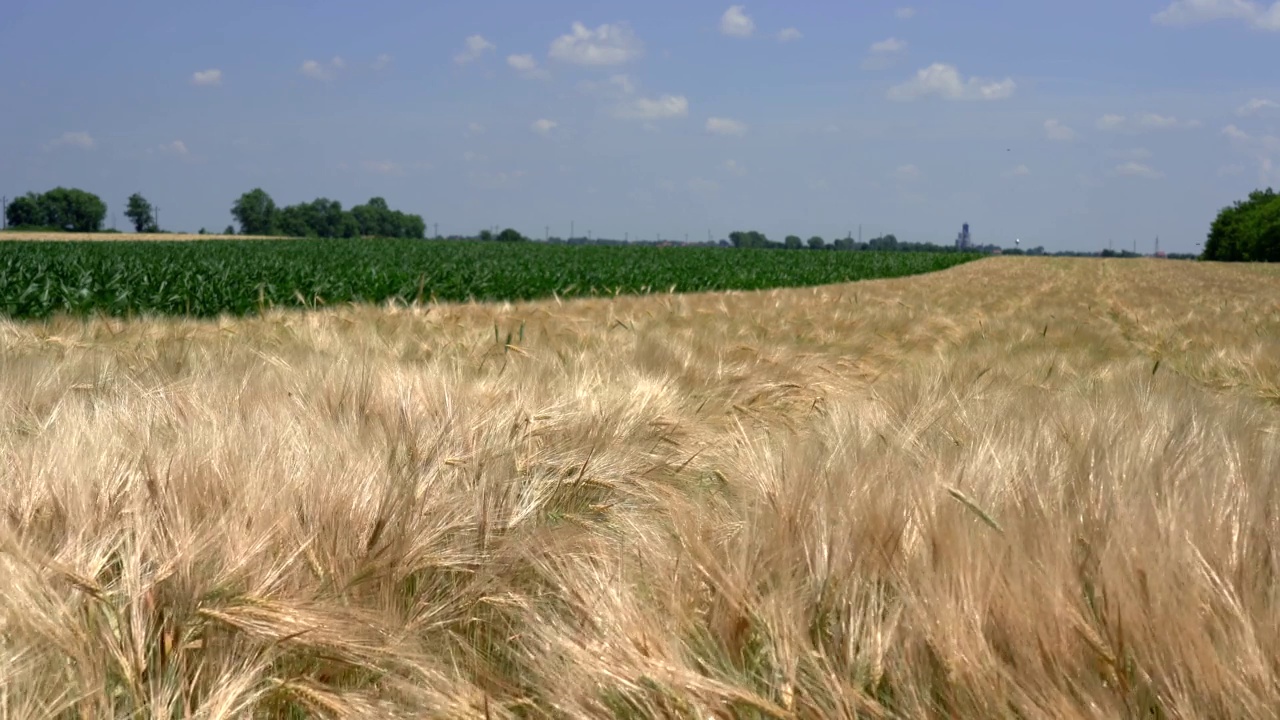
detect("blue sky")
[2,0,1278,252]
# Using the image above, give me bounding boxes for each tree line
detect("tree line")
[1202,188,1279,262]
[3,186,427,239]
[229,188,425,239]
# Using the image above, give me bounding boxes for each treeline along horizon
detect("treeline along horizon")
[0,238,981,320]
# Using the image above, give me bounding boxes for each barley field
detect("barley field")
[1,257,1278,718]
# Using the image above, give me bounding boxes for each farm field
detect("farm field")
[1,257,1279,718]
[0,238,979,319]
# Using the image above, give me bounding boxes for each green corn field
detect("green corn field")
[0,238,982,319]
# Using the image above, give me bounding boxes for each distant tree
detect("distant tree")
[784,235,803,249]
[124,193,157,233]
[496,228,527,242]
[5,193,45,228]
[479,229,494,242]
[38,187,107,232]
[807,236,825,249]
[729,230,770,248]
[231,188,278,235]
[223,225,235,235]
[198,227,207,235]
[1203,188,1280,262]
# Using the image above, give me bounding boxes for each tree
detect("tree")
[38,187,107,232]
[784,235,802,249]
[496,228,526,242]
[1203,188,1280,262]
[231,188,278,235]
[479,229,494,242]
[807,236,825,249]
[124,193,157,233]
[223,225,235,236]
[5,193,46,228]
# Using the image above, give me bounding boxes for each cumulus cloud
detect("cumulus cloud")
[1222,124,1280,183]
[531,118,558,136]
[894,164,921,181]
[1003,164,1031,177]
[1113,161,1164,179]
[616,95,689,120]
[724,159,747,176]
[454,35,495,65]
[896,7,917,19]
[862,37,908,69]
[45,131,95,150]
[466,122,485,137]
[549,22,643,65]
[159,140,188,156]
[508,54,551,79]
[1152,0,1280,30]
[777,27,802,42]
[372,54,392,70]
[719,6,754,37]
[1238,97,1279,115]
[1044,119,1077,141]
[191,69,222,86]
[888,63,1015,101]
[1095,113,1200,131]
[705,117,747,136]
[300,57,345,81]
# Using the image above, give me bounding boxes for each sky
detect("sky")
[2,0,1278,253]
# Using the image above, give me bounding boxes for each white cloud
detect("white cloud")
[1237,97,1280,115]
[1044,119,1077,141]
[531,118,558,136]
[45,131,95,150]
[299,57,345,81]
[1003,164,1031,177]
[549,22,643,65]
[616,95,689,120]
[720,5,755,37]
[894,164,921,181]
[191,69,222,86]
[454,35,495,65]
[1095,113,1200,132]
[862,37,908,69]
[159,140,188,156]
[777,27,803,42]
[1152,0,1280,30]
[372,54,392,70]
[466,122,485,137]
[1221,124,1280,183]
[705,117,747,136]
[1223,123,1252,142]
[888,63,1015,101]
[507,54,551,79]
[870,37,907,54]
[724,159,747,176]
[1114,161,1164,179]
[896,7,917,19]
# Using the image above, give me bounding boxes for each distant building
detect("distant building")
[955,223,972,250]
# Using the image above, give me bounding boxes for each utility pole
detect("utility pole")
[1155,236,1159,256]
[434,222,438,238]
[858,224,862,244]
[155,206,160,233]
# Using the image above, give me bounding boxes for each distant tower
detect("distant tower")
[955,222,972,250]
